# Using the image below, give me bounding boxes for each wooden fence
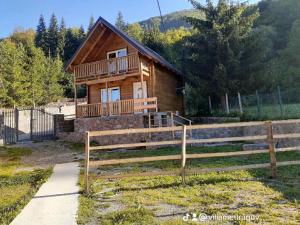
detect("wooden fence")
[84,119,300,193]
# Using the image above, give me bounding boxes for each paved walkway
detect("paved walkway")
[10,162,80,225]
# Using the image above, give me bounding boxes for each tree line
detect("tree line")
[0,14,95,107]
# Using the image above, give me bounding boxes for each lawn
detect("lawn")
[0,146,52,225]
[76,144,300,225]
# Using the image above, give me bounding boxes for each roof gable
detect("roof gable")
[65,17,182,76]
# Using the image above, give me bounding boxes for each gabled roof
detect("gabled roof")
[65,17,183,76]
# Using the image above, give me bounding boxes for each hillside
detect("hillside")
[139,9,204,31]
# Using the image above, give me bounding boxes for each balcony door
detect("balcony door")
[107,48,127,74]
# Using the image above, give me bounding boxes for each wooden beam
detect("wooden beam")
[89,140,181,151]
[151,61,156,98]
[74,73,77,118]
[89,125,182,137]
[266,121,277,178]
[80,28,107,64]
[84,132,90,194]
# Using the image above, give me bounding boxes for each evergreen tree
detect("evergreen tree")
[0,40,27,106]
[126,23,144,42]
[58,18,67,60]
[35,14,48,54]
[48,13,59,57]
[184,0,259,113]
[143,20,165,56]
[78,25,86,41]
[44,56,64,103]
[115,11,127,31]
[88,16,95,32]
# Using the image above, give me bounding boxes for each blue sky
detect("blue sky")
[0,0,260,38]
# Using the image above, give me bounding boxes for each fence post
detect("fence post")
[266,121,277,178]
[238,92,243,115]
[225,93,230,115]
[181,125,187,184]
[30,108,33,140]
[14,108,18,142]
[171,112,175,139]
[277,86,283,118]
[208,96,212,114]
[84,131,90,194]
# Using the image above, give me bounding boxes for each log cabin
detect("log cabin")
[65,17,185,120]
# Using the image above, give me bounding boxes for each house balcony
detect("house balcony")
[76,97,158,118]
[74,53,150,84]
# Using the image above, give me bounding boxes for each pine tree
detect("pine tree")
[35,14,48,55]
[115,11,127,31]
[44,56,64,103]
[79,25,86,40]
[58,18,67,60]
[185,0,259,113]
[88,16,95,32]
[48,13,59,58]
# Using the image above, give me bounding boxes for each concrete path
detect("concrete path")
[10,162,80,225]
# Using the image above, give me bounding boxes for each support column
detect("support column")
[74,73,77,118]
[106,81,109,116]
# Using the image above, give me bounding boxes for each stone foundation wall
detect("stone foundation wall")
[57,114,147,144]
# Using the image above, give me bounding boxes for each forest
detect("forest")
[0,0,299,116]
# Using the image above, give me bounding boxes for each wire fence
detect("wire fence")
[208,87,300,120]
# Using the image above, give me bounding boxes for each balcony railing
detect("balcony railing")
[76,97,158,118]
[74,53,141,82]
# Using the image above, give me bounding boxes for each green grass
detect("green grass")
[77,145,300,225]
[218,103,300,121]
[0,146,52,225]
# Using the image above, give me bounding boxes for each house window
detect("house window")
[101,87,120,103]
[107,48,128,73]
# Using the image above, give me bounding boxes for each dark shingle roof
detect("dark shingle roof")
[66,17,183,77]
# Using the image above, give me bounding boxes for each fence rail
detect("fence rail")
[84,119,300,193]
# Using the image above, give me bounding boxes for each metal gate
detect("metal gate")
[1,108,55,144]
[2,109,17,144]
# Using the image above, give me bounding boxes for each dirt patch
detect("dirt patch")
[15,141,82,168]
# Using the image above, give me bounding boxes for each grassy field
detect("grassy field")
[217,103,300,121]
[0,146,52,225]
[76,144,300,225]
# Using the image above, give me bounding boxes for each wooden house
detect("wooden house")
[65,17,184,118]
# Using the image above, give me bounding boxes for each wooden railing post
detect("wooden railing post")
[181,125,187,184]
[84,131,90,194]
[266,121,277,178]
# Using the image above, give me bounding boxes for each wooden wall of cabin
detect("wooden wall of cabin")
[154,65,184,114]
[87,75,152,104]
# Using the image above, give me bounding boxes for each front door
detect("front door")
[133,82,147,113]
[101,87,120,115]
[133,81,147,99]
